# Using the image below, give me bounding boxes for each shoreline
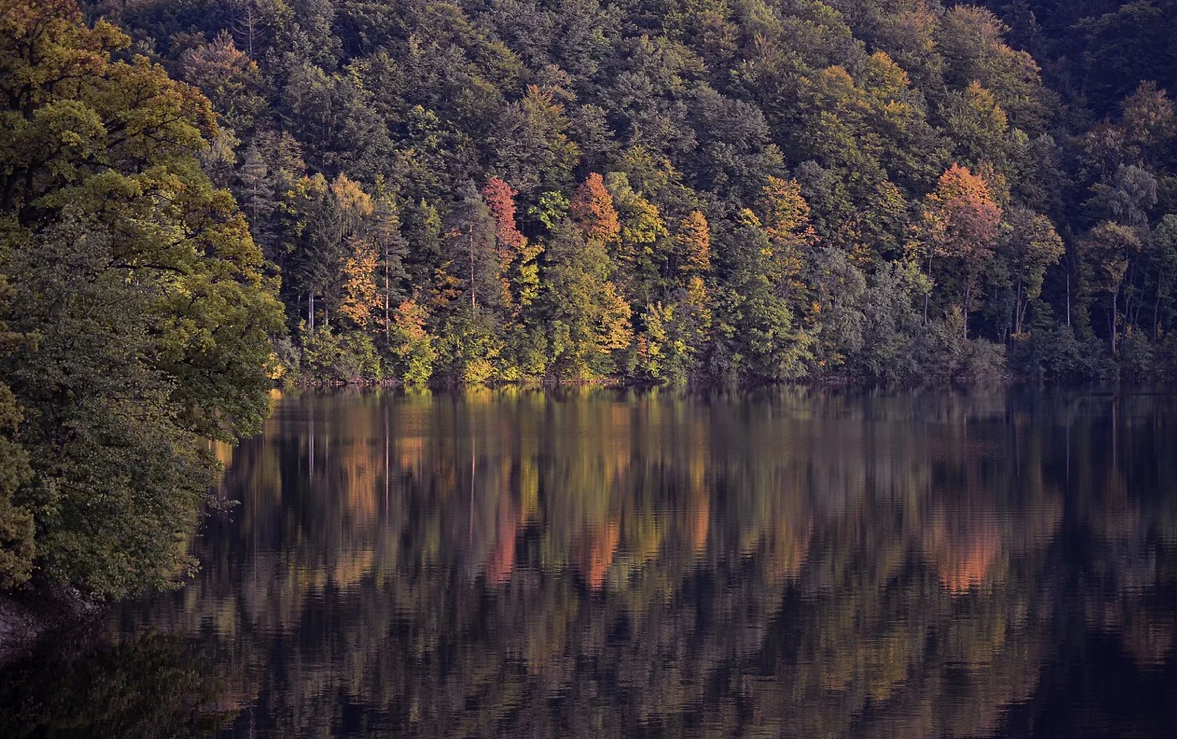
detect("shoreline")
[0,579,105,667]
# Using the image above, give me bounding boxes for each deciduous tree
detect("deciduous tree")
[911,164,1003,335]
[0,0,282,595]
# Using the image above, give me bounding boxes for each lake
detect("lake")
[2,389,1177,738]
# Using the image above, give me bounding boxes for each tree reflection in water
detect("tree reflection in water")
[3,389,1176,738]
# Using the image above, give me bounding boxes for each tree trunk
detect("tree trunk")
[923,254,932,325]
[962,284,970,339]
[309,292,315,333]
[1155,291,1163,341]
[383,241,390,340]
[469,230,477,316]
[1066,273,1071,328]
[1014,279,1023,335]
[1127,261,1140,330]
[1110,291,1118,354]
[246,5,255,57]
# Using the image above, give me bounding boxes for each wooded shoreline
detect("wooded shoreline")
[0,581,105,666]
[6,0,1177,628]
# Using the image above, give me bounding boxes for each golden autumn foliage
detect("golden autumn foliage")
[760,176,818,308]
[674,210,712,276]
[341,238,380,327]
[761,176,816,258]
[912,163,1003,332]
[390,299,435,386]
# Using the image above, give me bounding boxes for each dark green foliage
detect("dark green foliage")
[300,326,383,382]
[0,279,32,589]
[0,0,283,597]
[712,215,808,384]
[3,219,214,595]
[0,381,33,590]
[853,261,926,384]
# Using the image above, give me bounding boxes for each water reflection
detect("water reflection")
[3,389,1177,738]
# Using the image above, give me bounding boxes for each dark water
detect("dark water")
[3,389,1177,738]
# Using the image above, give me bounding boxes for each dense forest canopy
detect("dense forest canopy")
[4,0,1177,597]
[57,0,1177,388]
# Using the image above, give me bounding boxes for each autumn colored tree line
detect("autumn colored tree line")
[270,154,1056,386]
[63,0,1177,388]
[6,0,1177,599]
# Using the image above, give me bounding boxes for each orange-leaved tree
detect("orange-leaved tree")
[911,163,1002,335]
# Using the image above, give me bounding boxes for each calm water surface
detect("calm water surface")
[3,389,1177,738]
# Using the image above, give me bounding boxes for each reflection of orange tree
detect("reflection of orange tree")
[106,390,1177,739]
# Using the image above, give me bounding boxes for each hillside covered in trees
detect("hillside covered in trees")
[47,0,1177,387]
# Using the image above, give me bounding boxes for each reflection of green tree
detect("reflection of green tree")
[8,390,1177,738]
[0,636,233,738]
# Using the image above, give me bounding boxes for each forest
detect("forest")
[4,0,1177,596]
[17,0,1177,390]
